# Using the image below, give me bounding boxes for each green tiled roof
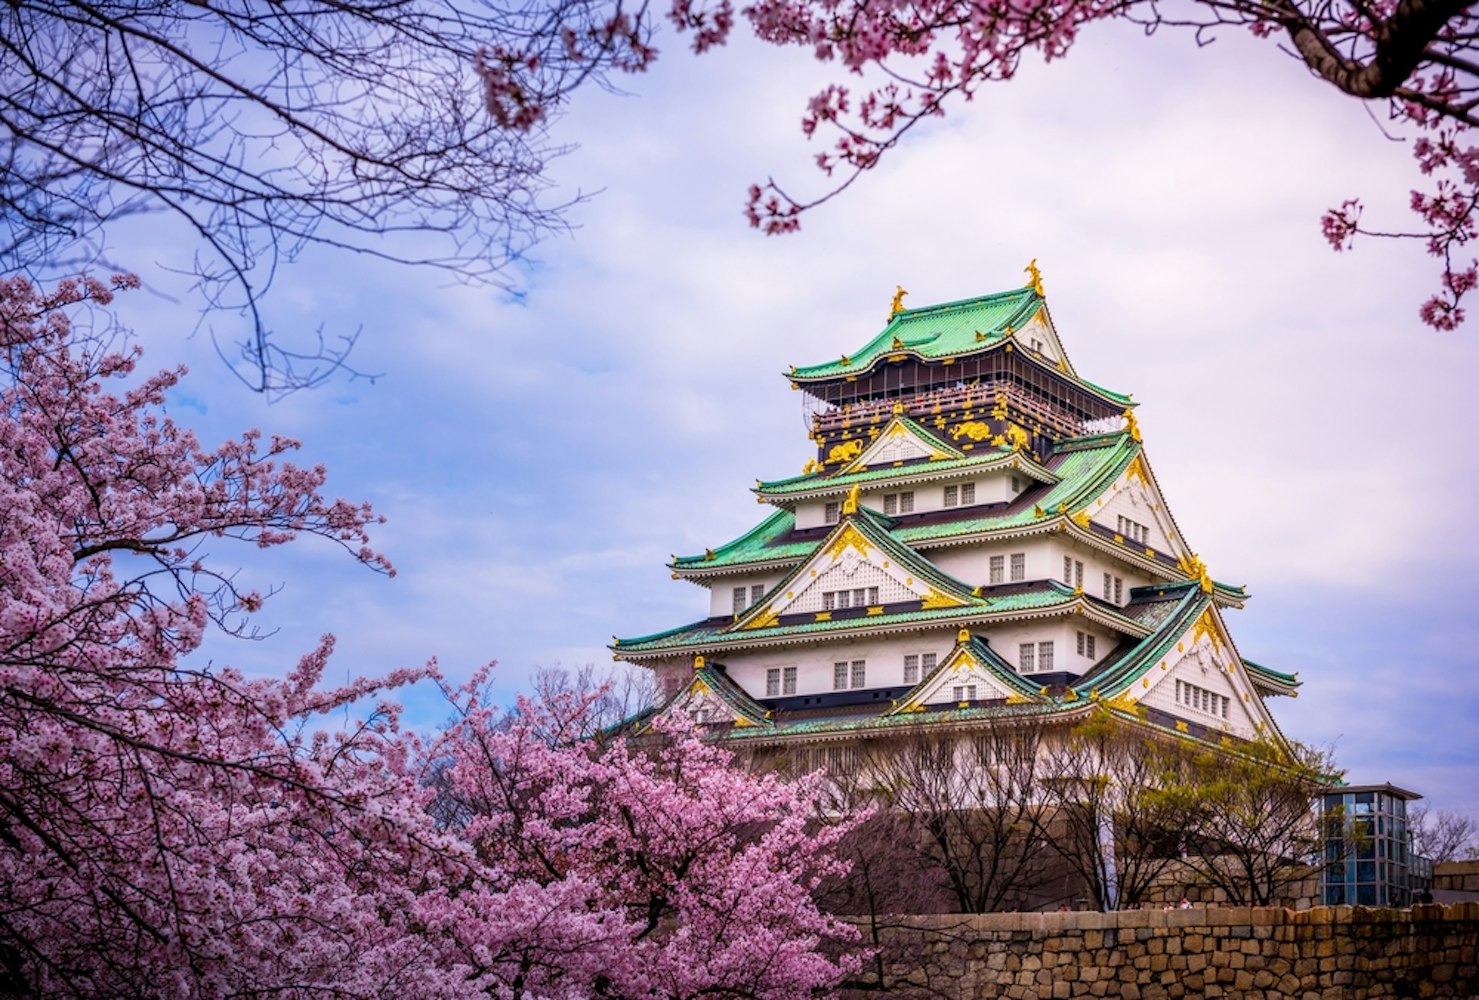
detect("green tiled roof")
[615,580,1134,654]
[1243,658,1300,689]
[675,433,1136,573]
[788,286,1132,406]
[755,447,1055,497]
[792,287,1042,380]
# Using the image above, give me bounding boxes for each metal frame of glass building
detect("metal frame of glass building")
[1319,782,1428,907]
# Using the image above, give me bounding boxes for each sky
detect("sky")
[98,17,1479,817]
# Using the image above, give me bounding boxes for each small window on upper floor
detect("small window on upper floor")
[824,500,840,524]
[733,586,748,614]
[989,555,1005,585]
[883,491,915,515]
[1117,514,1150,545]
[944,484,958,507]
[1018,642,1035,673]
[952,684,978,703]
[1076,631,1097,658]
[751,583,764,605]
[1010,475,1023,493]
[1010,552,1026,582]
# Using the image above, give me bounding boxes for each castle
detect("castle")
[612,268,1298,764]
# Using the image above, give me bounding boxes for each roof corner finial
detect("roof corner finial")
[841,482,861,516]
[957,627,971,645]
[1122,407,1142,442]
[889,284,908,319]
[1024,258,1044,297]
[693,654,705,671]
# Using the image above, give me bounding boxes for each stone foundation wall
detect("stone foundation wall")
[847,904,1479,999]
[1433,860,1479,902]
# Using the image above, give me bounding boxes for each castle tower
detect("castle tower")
[612,270,1298,756]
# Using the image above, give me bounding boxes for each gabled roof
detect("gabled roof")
[891,631,1046,711]
[612,579,1151,658]
[787,285,1132,407]
[729,504,987,632]
[672,433,1138,576]
[837,410,965,471]
[754,444,1056,502]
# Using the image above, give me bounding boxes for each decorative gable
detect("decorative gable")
[730,510,982,631]
[1121,607,1277,741]
[654,664,771,729]
[892,632,1042,712]
[843,413,961,472]
[1080,449,1192,563]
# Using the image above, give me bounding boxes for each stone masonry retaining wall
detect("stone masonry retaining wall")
[848,904,1479,999]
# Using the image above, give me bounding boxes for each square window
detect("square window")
[836,590,851,609]
[952,685,964,702]
[1010,553,1026,582]
[944,485,958,507]
[850,660,866,688]
[783,666,797,695]
[853,588,866,606]
[766,668,780,697]
[989,555,1004,584]
[833,662,848,690]
[960,483,975,505]
[921,652,937,673]
[1019,643,1036,673]
[867,585,879,605]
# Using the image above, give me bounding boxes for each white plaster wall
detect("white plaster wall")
[1082,474,1180,556]
[980,620,1079,676]
[794,499,831,530]
[719,631,957,699]
[707,574,784,617]
[1136,636,1260,741]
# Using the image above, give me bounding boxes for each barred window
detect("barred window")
[824,501,840,524]
[783,666,797,695]
[944,485,958,507]
[766,668,781,697]
[1019,643,1036,673]
[1038,641,1055,671]
[751,583,764,605]
[961,483,975,505]
[733,586,748,613]
[989,555,1005,584]
[1010,553,1026,582]
[833,662,849,690]
[952,684,978,702]
[850,660,866,688]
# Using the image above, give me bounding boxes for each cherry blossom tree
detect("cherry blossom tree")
[418,674,863,999]
[0,276,860,997]
[477,0,1478,329]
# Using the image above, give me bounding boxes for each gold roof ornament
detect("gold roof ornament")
[841,482,862,516]
[891,335,905,349]
[957,628,971,644]
[704,548,716,561]
[892,401,904,416]
[693,654,705,671]
[889,284,908,318]
[1122,407,1142,442]
[1024,258,1044,296]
